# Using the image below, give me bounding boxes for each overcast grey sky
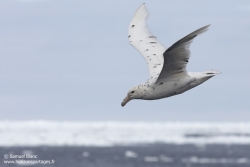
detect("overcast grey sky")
[0,0,249,121]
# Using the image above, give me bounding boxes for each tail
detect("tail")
[202,70,221,76]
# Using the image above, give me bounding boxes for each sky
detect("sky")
[0,0,249,121]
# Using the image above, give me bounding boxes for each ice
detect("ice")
[82,152,89,157]
[182,157,250,164]
[237,158,249,164]
[124,150,138,158]
[159,155,174,163]
[144,156,159,162]
[0,121,250,146]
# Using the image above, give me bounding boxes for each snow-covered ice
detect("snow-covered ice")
[0,121,250,146]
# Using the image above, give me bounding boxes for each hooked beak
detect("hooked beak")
[121,95,131,107]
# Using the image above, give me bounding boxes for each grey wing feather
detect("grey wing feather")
[156,25,210,83]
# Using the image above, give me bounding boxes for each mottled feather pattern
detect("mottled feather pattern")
[128,4,166,79]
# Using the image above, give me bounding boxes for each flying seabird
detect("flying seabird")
[121,4,220,107]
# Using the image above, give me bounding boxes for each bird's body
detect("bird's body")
[121,4,220,107]
[129,71,220,101]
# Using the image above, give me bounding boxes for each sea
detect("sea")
[0,121,250,167]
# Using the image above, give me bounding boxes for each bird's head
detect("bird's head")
[121,86,143,107]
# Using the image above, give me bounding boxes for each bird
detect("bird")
[121,3,220,107]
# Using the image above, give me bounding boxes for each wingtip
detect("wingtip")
[203,24,211,30]
[131,3,149,22]
[137,3,146,8]
[206,24,211,29]
[191,25,211,37]
[138,3,147,11]
[203,24,211,31]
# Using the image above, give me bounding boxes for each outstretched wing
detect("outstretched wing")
[128,4,166,79]
[156,25,210,83]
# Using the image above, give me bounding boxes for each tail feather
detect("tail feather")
[203,70,221,76]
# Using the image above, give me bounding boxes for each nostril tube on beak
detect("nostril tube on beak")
[121,95,131,107]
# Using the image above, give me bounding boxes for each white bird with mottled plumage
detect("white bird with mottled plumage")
[121,4,220,107]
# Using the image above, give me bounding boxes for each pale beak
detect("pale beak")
[121,95,131,107]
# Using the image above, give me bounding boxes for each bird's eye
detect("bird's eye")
[131,91,135,94]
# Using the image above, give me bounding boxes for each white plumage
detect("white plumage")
[122,4,220,107]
